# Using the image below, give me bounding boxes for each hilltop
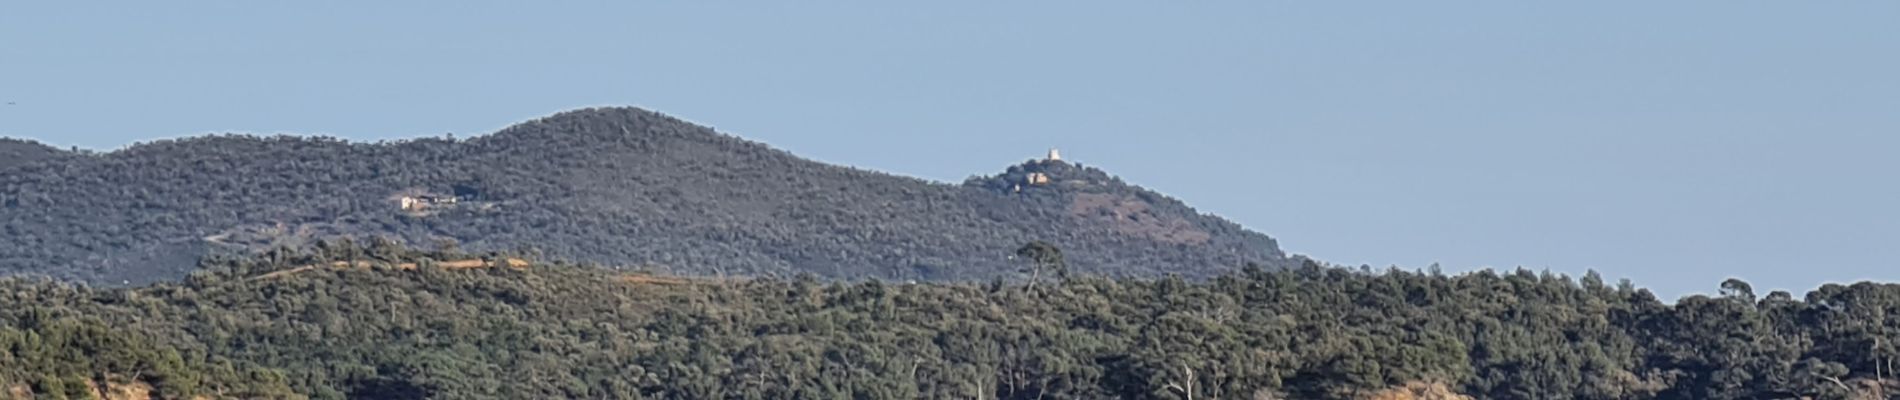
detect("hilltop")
[0,107,1291,285]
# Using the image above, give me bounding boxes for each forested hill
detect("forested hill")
[1,246,1892,399]
[0,107,1290,285]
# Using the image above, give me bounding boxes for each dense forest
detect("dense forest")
[0,107,1288,286]
[3,244,1898,399]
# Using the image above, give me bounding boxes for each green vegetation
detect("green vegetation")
[2,243,1896,399]
[0,107,1287,286]
[5,107,1889,399]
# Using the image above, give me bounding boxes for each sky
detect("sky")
[2,2,1897,299]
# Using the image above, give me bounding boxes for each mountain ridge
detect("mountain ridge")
[0,107,1290,285]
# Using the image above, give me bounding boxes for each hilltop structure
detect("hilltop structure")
[394,190,462,212]
[1015,148,1065,190]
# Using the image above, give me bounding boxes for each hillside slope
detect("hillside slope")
[0,139,65,171]
[0,107,1290,284]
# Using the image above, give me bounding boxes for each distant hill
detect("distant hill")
[0,107,1291,285]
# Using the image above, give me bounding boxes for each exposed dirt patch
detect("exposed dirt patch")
[251,265,320,280]
[618,274,689,286]
[1361,382,1471,400]
[1843,378,1895,400]
[203,221,353,250]
[1067,193,1212,245]
[86,378,154,400]
[252,258,530,280]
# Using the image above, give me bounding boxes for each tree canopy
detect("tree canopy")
[2,246,1897,399]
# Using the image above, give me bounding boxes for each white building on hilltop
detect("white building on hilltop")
[1047,148,1062,162]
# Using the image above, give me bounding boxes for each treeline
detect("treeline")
[0,243,1895,399]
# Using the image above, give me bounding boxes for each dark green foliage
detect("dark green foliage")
[0,307,296,399]
[4,248,1900,399]
[0,107,1289,286]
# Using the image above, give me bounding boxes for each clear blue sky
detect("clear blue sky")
[3,2,1897,299]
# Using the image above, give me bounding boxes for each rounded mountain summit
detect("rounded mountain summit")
[0,107,1293,285]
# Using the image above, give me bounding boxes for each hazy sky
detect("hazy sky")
[3,2,1896,299]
